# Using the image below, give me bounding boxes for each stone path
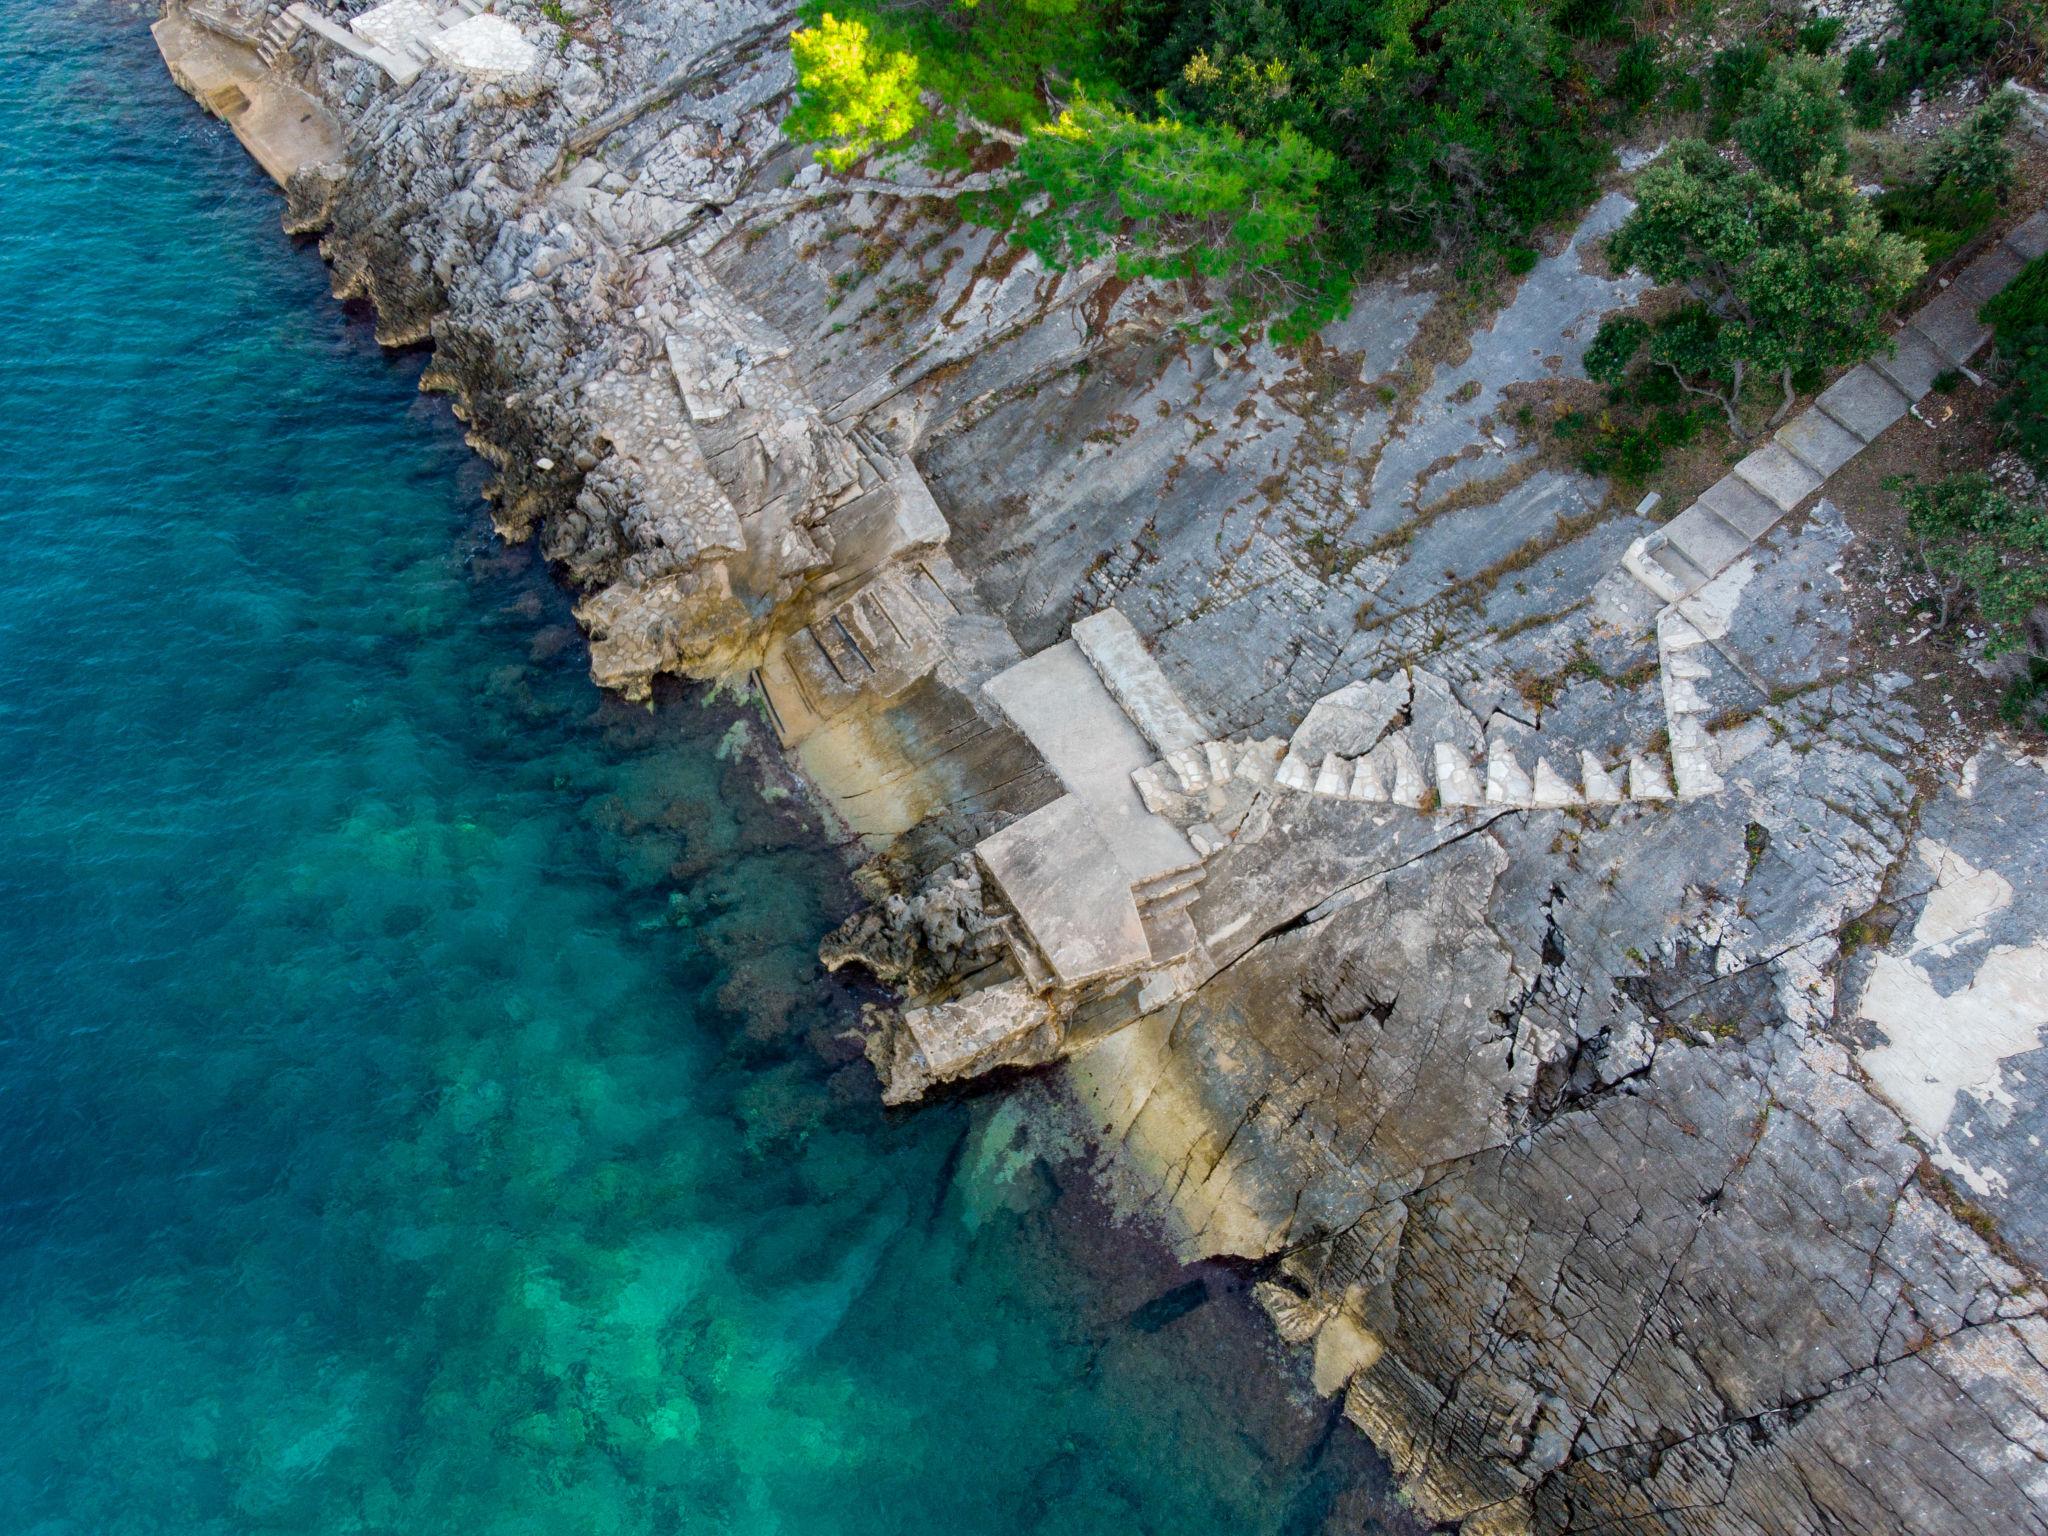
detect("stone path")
[964,210,2048,997]
[283,0,505,87]
[1625,210,2048,604]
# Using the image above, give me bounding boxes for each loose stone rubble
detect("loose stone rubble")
[154,1,2048,1527]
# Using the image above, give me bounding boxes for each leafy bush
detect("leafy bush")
[1607,36,1662,116]
[1603,138,1924,434]
[1797,15,1844,53]
[1705,41,1775,139]
[1984,253,2048,472]
[1892,474,2048,689]
[999,99,1339,338]
[1733,56,1848,186]
[1842,43,1905,128]
[1926,90,2020,196]
[785,14,925,170]
[1878,95,2018,266]
[1886,0,2017,86]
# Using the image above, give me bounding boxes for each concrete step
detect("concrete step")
[1071,608,1206,758]
[1485,741,1534,805]
[1628,755,1674,801]
[1136,880,1206,924]
[1131,860,1206,911]
[1581,752,1624,805]
[1434,743,1484,808]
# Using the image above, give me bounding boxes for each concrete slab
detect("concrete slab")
[977,796,1150,984]
[2004,210,2048,263]
[1871,326,1950,399]
[1663,504,1752,574]
[902,979,1043,1080]
[1909,287,1992,366]
[1775,407,1865,478]
[350,0,439,52]
[1952,241,2028,305]
[1732,442,1823,513]
[1698,473,1784,540]
[1814,365,1911,443]
[426,13,539,79]
[1071,608,1206,756]
[983,640,1194,881]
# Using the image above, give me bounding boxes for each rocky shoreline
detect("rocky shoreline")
[156,1,2048,1528]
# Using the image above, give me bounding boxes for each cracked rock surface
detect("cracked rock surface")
[157,0,2048,1527]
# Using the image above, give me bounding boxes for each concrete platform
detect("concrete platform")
[983,640,1195,883]
[977,795,1151,984]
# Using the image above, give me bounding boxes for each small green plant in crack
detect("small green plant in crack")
[1744,821,1769,879]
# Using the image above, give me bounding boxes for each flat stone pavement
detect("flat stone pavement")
[983,639,1196,884]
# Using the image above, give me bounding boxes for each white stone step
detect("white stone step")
[1485,741,1534,805]
[1669,718,1725,800]
[1166,745,1209,794]
[1349,755,1387,802]
[1203,740,1233,785]
[1435,743,1484,808]
[1234,739,1286,786]
[1580,752,1624,805]
[1531,757,1582,809]
[1371,732,1426,809]
[1276,753,1315,792]
[1628,755,1674,801]
[1313,754,1350,796]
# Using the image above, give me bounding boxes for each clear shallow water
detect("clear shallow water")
[0,7,1411,1533]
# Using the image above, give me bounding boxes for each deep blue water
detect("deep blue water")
[0,6,1413,1533]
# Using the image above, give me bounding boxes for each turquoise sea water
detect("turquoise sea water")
[0,7,1416,1533]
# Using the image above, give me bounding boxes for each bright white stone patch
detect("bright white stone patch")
[1857,837,2048,1158]
[350,0,440,51]
[427,13,539,79]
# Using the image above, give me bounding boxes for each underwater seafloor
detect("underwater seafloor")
[0,4,1425,1534]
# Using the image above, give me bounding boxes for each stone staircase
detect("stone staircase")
[753,562,959,745]
[1133,692,1676,828]
[971,610,1211,990]
[254,7,303,66]
[1625,210,2048,606]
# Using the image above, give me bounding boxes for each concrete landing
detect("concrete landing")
[977,796,1153,984]
[153,12,342,186]
[983,639,1195,883]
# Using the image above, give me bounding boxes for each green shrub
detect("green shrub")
[1887,0,2017,86]
[1926,90,2019,196]
[2001,658,2048,732]
[1984,253,2048,472]
[1892,472,2048,669]
[1877,95,2018,265]
[1607,36,1663,115]
[1553,0,1636,41]
[1842,43,1905,128]
[1734,56,1848,184]
[1705,41,1775,139]
[1797,15,1844,53]
[1877,181,2000,264]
